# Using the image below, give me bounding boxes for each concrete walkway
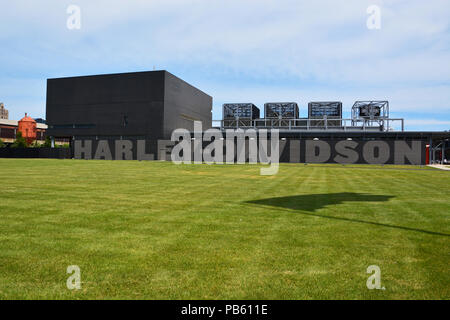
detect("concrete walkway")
[427,164,450,171]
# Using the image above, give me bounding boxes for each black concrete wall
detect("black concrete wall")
[0,148,71,159]
[71,137,427,165]
[163,72,212,137]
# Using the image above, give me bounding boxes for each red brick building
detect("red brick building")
[0,118,47,144]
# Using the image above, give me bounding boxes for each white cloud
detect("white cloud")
[2,1,449,81]
[0,0,449,128]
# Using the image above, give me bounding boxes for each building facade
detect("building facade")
[0,119,47,144]
[0,103,9,120]
[43,70,449,164]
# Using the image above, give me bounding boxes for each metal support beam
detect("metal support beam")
[429,137,433,164]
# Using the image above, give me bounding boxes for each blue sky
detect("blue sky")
[1,0,449,131]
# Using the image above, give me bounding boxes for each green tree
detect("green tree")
[0,139,5,148]
[30,140,41,148]
[42,136,52,148]
[11,131,27,148]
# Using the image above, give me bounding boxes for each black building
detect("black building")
[34,118,46,124]
[46,71,212,143]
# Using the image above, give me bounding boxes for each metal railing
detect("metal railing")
[213,118,405,132]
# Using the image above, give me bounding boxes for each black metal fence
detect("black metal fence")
[0,148,71,159]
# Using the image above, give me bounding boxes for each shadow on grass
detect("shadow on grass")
[245,193,449,237]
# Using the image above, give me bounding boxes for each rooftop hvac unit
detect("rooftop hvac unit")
[223,103,260,128]
[308,102,342,118]
[264,102,299,119]
[223,103,260,120]
[352,101,389,120]
[308,101,342,128]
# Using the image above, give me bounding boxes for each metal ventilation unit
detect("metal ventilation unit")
[352,101,389,128]
[264,102,299,119]
[223,103,260,127]
[308,101,342,128]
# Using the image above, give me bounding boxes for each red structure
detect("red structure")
[18,113,37,145]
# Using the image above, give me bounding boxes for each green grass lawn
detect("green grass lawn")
[0,159,449,299]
